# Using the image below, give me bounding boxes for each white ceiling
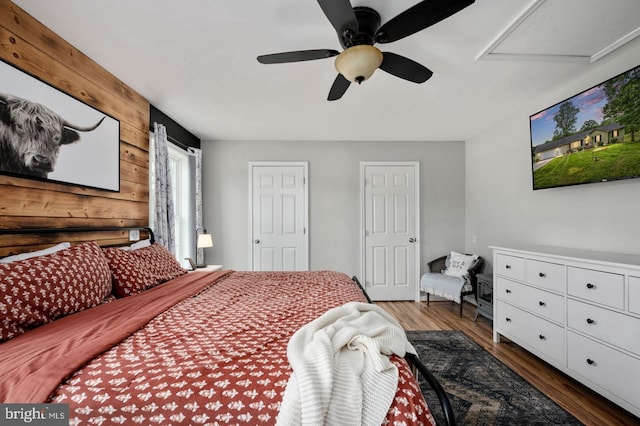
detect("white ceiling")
[13,0,640,142]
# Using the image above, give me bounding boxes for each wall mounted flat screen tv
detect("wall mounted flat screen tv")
[530,64,640,190]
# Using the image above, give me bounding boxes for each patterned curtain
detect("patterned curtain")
[152,122,176,254]
[189,147,204,265]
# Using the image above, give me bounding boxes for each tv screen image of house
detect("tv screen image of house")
[529,63,640,190]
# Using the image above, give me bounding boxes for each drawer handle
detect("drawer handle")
[505,265,512,270]
[539,272,546,278]
[505,289,512,294]
[538,301,546,306]
[586,283,595,289]
[586,358,595,365]
[538,334,546,340]
[586,318,595,324]
[505,317,512,322]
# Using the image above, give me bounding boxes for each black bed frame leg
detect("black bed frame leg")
[405,353,457,426]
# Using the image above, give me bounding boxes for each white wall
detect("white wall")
[201,140,466,276]
[466,43,640,271]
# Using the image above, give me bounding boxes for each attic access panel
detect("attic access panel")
[478,0,640,62]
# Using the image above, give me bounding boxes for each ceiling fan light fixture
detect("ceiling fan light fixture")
[334,45,383,84]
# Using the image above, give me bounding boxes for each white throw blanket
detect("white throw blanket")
[276,302,416,426]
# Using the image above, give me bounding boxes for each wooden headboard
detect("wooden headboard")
[0,227,155,258]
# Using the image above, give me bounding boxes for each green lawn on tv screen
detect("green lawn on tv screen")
[533,141,640,189]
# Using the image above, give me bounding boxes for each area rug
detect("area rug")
[406,330,583,425]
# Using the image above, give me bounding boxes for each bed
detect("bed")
[0,227,455,426]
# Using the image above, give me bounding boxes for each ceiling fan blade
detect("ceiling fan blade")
[379,52,433,83]
[327,74,351,101]
[257,49,339,64]
[375,0,475,44]
[317,0,359,37]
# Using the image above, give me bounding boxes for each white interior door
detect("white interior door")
[361,162,420,301]
[249,162,308,271]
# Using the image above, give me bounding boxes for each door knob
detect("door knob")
[409,237,416,243]
[254,239,260,244]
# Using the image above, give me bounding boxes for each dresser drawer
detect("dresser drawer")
[496,277,564,324]
[568,331,640,410]
[495,254,524,281]
[526,259,565,292]
[567,267,624,309]
[630,276,640,315]
[567,299,640,354]
[496,300,565,366]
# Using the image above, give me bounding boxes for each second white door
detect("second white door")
[361,162,420,301]
[249,162,308,271]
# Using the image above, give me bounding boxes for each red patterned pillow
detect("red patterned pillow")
[0,241,112,342]
[103,243,187,298]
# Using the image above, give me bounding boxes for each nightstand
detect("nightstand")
[475,273,493,321]
[195,264,223,272]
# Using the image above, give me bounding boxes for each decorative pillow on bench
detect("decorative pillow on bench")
[443,251,479,278]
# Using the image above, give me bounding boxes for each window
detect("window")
[168,143,193,268]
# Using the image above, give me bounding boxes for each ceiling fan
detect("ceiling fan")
[257,0,475,101]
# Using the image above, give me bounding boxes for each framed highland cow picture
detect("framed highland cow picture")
[0,59,120,192]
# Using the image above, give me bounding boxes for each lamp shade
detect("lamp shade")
[197,233,213,249]
[334,45,383,84]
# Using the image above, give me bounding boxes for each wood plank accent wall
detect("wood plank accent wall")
[0,0,150,255]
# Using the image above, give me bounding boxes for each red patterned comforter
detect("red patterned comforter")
[3,270,435,425]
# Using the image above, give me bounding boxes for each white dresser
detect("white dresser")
[491,245,640,417]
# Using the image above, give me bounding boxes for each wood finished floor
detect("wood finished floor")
[376,300,640,426]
